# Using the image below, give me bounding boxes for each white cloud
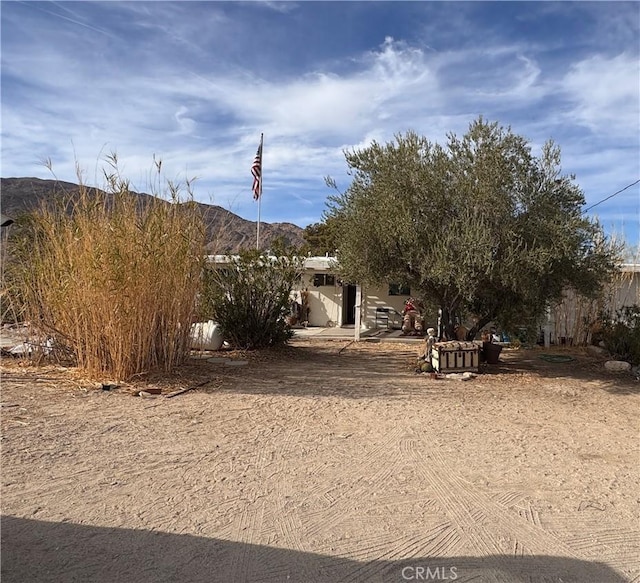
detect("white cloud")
[561,52,640,136]
[1,3,638,241]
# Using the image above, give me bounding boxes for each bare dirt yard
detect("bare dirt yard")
[1,339,638,583]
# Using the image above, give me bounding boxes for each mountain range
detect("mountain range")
[0,177,305,253]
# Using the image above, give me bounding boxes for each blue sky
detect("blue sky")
[2,1,639,246]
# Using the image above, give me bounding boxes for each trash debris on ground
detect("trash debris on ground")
[444,372,477,381]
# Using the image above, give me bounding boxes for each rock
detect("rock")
[445,372,476,381]
[604,360,631,372]
[420,362,434,373]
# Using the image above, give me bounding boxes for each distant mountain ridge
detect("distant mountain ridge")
[0,177,305,253]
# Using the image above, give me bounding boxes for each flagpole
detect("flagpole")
[256,133,263,250]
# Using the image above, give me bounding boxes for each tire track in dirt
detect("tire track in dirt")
[367,495,441,513]
[264,424,318,583]
[515,500,542,527]
[335,528,461,583]
[491,490,529,507]
[302,462,400,541]
[402,432,593,560]
[225,502,266,582]
[291,427,468,582]
[219,418,282,582]
[263,425,449,582]
[511,497,638,576]
[399,435,505,557]
[10,452,216,514]
[565,529,640,571]
[301,427,406,540]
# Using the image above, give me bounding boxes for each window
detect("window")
[388,283,410,296]
[312,274,336,287]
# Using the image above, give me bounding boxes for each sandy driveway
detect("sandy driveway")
[1,340,638,582]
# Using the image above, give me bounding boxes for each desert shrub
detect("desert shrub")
[601,305,640,365]
[200,249,304,350]
[5,162,206,379]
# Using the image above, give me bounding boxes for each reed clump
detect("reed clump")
[7,164,206,379]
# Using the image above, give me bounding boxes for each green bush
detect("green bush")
[200,249,305,350]
[601,305,640,365]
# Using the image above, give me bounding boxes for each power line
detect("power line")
[584,179,640,212]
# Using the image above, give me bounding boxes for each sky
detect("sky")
[1,1,639,247]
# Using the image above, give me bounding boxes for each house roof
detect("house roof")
[206,255,337,271]
[206,255,639,274]
[621,263,640,272]
[303,256,337,271]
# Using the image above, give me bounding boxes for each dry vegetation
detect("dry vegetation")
[4,162,207,379]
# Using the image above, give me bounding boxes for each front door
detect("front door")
[343,284,357,325]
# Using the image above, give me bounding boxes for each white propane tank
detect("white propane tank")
[190,320,224,351]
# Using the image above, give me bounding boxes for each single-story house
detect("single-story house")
[208,255,640,344]
[296,256,417,337]
[207,255,439,341]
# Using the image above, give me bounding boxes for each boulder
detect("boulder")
[604,360,631,372]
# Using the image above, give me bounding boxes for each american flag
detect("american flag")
[251,136,263,201]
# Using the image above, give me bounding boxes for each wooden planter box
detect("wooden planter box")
[432,341,480,373]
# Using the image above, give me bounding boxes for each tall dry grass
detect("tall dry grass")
[8,161,206,379]
[551,267,638,346]
[547,234,631,346]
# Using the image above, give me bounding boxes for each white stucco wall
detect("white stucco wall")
[295,272,343,327]
[360,284,407,330]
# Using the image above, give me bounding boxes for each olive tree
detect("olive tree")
[326,118,620,339]
[301,215,340,256]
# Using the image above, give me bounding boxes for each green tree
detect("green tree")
[199,249,305,350]
[327,118,620,339]
[301,216,340,256]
